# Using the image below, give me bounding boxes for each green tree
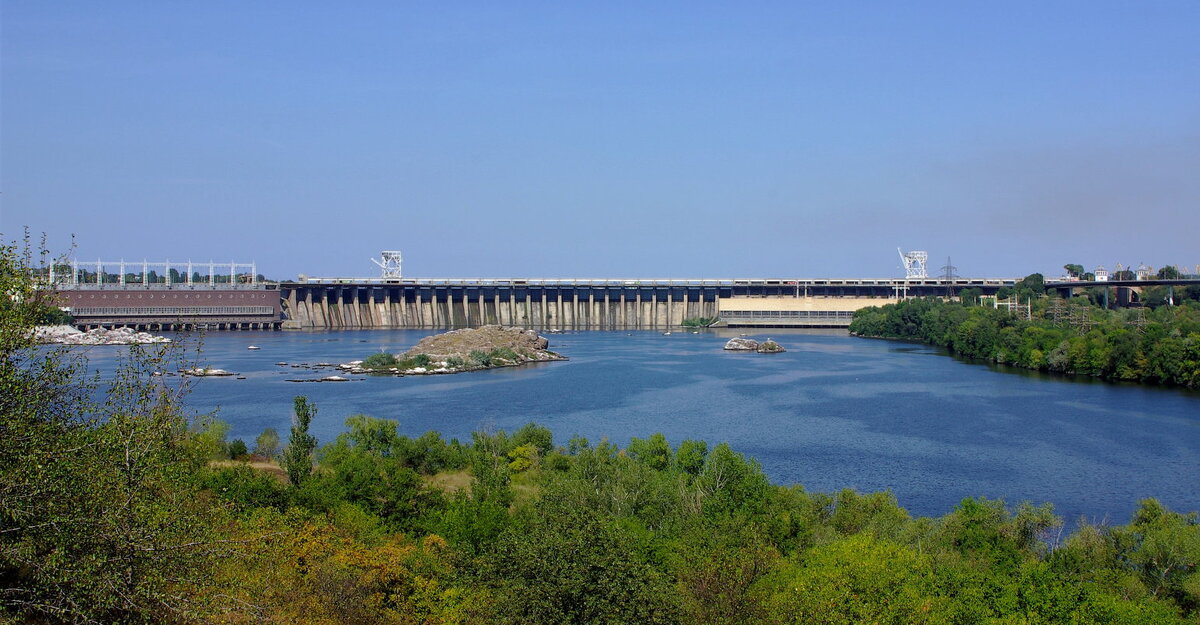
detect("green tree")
[343,413,399,456]
[435,433,516,554]
[508,443,539,472]
[191,413,231,460]
[696,443,771,517]
[675,439,709,476]
[1119,499,1200,609]
[227,438,249,458]
[305,436,434,532]
[759,534,946,624]
[282,396,318,486]
[511,421,553,456]
[0,240,230,622]
[628,432,672,471]
[671,516,779,624]
[1064,264,1085,278]
[482,508,682,624]
[1015,273,1046,296]
[253,426,280,459]
[1157,265,1182,280]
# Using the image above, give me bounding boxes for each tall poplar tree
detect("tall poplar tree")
[282,396,317,486]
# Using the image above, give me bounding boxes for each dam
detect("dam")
[48,255,1019,331]
[279,277,1017,330]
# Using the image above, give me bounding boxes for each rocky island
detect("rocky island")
[723,337,786,353]
[342,325,566,376]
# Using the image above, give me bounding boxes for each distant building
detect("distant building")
[1094,266,1109,282]
[1135,264,1154,280]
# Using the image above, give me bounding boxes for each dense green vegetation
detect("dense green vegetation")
[757,339,785,353]
[29,407,1200,624]
[361,347,532,373]
[3,246,1200,623]
[849,285,1200,388]
[362,352,433,371]
[681,316,719,328]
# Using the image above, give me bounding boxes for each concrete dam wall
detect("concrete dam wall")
[279,278,1016,330]
[281,284,722,330]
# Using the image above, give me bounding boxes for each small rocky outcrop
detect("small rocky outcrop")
[724,337,759,351]
[724,337,786,353]
[344,325,566,376]
[181,367,235,377]
[35,325,171,345]
[756,339,785,353]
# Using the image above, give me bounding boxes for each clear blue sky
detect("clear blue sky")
[3,1,1197,279]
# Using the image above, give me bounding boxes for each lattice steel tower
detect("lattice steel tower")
[897,248,929,279]
[371,251,403,279]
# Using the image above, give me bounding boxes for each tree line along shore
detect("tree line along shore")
[849,273,1200,389]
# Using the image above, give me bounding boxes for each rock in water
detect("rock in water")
[756,339,785,353]
[181,367,236,377]
[723,337,759,351]
[404,325,553,361]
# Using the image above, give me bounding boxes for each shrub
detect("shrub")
[37,305,74,325]
[396,353,433,370]
[227,439,249,459]
[362,352,399,369]
[468,350,492,367]
[491,347,519,362]
[758,340,784,353]
[508,444,539,472]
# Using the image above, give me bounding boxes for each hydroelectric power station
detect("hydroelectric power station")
[276,249,1016,330]
[279,277,1020,330]
[48,250,1033,331]
[84,250,1200,331]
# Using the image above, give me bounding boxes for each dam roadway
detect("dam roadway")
[279,277,1017,330]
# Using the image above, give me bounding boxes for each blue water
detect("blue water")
[80,328,1200,523]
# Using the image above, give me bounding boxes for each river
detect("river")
[81,327,1199,524]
